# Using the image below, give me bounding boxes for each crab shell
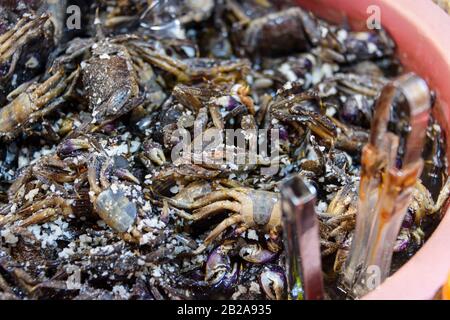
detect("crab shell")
[242,190,282,232]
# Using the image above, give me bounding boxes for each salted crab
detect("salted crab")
[1,32,145,139]
[318,183,357,257]
[173,82,256,121]
[80,37,144,130]
[270,90,369,153]
[178,238,283,298]
[165,181,282,253]
[228,3,394,60]
[57,136,150,243]
[0,136,147,244]
[125,38,250,83]
[0,153,77,228]
[0,13,54,103]
[150,82,254,145]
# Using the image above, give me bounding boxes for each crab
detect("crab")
[0,153,77,228]
[165,181,282,253]
[86,153,142,237]
[0,135,149,244]
[173,82,255,121]
[239,7,315,57]
[1,33,145,138]
[318,183,357,257]
[178,238,281,297]
[228,3,394,61]
[60,136,150,243]
[125,38,250,83]
[270,90,369,153]
[0,65,80,140]
[409,178,450,224]
[204,240,239,292]
[392,178,450,253]
[80,38,144,130]
[0,13,54,103]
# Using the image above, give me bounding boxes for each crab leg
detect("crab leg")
[326,212,356,225]
[19,208,59,227]
[0,68,80,138]
[204,214,244,244]
[191,214,244,254]
[207,104,225,129]
[34,70,69,108]
[0,18,28,45]
[134,45,189,81]
[0,197,72,227]
[167,189,248,210]
[320,239,340,256]
[0,15,49,61]
[1,26,42,63]
[0,18,34,53]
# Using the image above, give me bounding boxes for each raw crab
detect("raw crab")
[81,38,143,127]
[0,66,80,140]
[0,13,54,104]
[0,135,148,244]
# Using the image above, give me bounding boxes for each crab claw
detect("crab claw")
[239,243,277,264]
[148,148,166,166]
[111,155,140,184]
[205,243,239,291]
[114,167,140,185]
[259,265,287,300]
[57,138,91,158]
[139,139,166,166]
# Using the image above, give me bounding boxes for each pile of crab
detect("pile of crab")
[0,0,448,300]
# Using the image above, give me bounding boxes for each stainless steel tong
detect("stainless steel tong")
[281,175,324,300]
[339,73,431,297]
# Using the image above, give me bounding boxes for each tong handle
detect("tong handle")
[339,133,399,294]
[345,160,423,297]
[339,73,431,297]
[370,73,430,166]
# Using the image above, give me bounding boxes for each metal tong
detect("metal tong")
[339,73,431,298]
[281,175,324,300]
